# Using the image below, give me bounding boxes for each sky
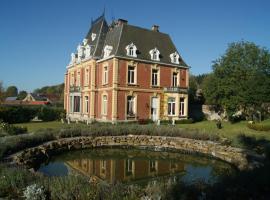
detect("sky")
[0,0,269,92]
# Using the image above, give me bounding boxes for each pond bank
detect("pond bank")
[9,135,264,170]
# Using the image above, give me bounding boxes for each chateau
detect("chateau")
[64,15,189,123]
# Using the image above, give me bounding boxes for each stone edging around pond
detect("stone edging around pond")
[9,135,264,170]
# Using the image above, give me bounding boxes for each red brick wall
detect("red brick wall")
[136,92,151,120]
[180,69,187,87]
[96,60,114,88]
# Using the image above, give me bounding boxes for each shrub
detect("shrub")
[0,106,38,123]
[0,121,27,136]
[37,107,64,122]
[138,119,154,125]
[247,123,270,131]
[175,119,194,124]
[23,184,46,200]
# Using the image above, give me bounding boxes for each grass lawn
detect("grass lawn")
[15,121,65,133]
[178,119,270,144]
[15,119,270,147]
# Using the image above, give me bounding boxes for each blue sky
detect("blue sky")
[0,0,269,92]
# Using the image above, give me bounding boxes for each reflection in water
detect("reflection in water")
[37,148,234,185]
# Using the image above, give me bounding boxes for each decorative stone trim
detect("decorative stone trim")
[10,136,264,171]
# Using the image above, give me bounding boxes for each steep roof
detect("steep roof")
[112,24,188,67]
[72,16,188,67]
[85,15,109,58]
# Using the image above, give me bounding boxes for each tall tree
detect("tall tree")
[5,86,18,97]
[202,41,270,117]
[17,90,28,100]
[0,81,4,102]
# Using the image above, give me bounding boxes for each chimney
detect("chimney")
[152,25,159,32]
[117,19,128,26]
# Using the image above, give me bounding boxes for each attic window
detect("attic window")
[91,33,96,41]
[170,52,180,64]
[126,43,137,57]
[85,45,91,58]
[103,45,113,58]
[149,48,160,61]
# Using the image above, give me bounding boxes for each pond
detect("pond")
[37,148,235,186]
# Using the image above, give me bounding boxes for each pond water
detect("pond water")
[37,148,235,185]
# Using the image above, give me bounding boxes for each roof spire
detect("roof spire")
[102,5,106,17]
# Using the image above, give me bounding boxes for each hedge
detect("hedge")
[0,106,65,124]
[247,123,270,131]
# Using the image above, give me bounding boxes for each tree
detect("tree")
[17,90,28,100]
[5,86,18,97]
[0,81,4,102]
[202,41,270,118]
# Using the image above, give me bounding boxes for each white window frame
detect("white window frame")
[149,48,160,61]
[125,159,133,174]
[103,66,108,85]
[172,72,178,87]
[77,71,81,86]
[127,66,135,84]
[125,43,137,57]
[168,97,176,116]
[152,69,159,86]
[180,97,185,116]
[102,95,108,115]
[85,96,89,113]
[127,95,135,116]
[84,68,89,86]
[103,45,113,58]
[170,52,180,64]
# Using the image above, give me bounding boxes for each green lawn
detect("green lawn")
[15,121,65,133]
[178,120,270,142]
[15,119,270,146]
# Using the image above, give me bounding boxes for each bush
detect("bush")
[247,123,270,131]
[138,119,154,124]
[175,119,194,124]
[0,121,27,136]
[37,107,64,122]
[0,106,38,123]
[23,184,46,200]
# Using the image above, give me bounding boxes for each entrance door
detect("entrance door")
[151,97,158,121]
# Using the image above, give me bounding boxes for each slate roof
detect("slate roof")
[75,15,188,67]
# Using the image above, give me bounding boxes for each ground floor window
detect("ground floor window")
[125,159,133,176]
[73,96,81,112]
[102,95,108,115]
[180,97,185,116]
[127,96,135,117]
[85,96,89,113]
[168,97,175,116]
[149,160,157,172]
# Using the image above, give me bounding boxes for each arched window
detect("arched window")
[103,45,113,58]
[149,48,160,61]
[126,43,137,57]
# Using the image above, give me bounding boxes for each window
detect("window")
[170,52,180,64]
[168,97,175,116]
[149,160,157,172]
[102,95,108,115]
[125,43,137,57]
[77,71,81,86]
[77,44,84,61]
[125,159,133,176]
[180,98,185,116]
[172,72,178,87]
[152,69,158,86]
[128,66,135,84]
[85,96,89,113]
[103,45,113,58]
[149,48,160,61]
[85,45,91,58]
[127,96,135,116]
[70,73,75,86]
[73,96,81,112]
[103,66,108,84]
[85,68,89,86]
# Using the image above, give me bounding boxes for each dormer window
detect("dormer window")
[85,45,91,58]
[170,52,180,64]
[103,45,113,58]
[91,33,96,41]
[149,48,160,61]
[70,53,76,64]
[83,39,88,46]
[77,44,84,61]
[126,43,137,57]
